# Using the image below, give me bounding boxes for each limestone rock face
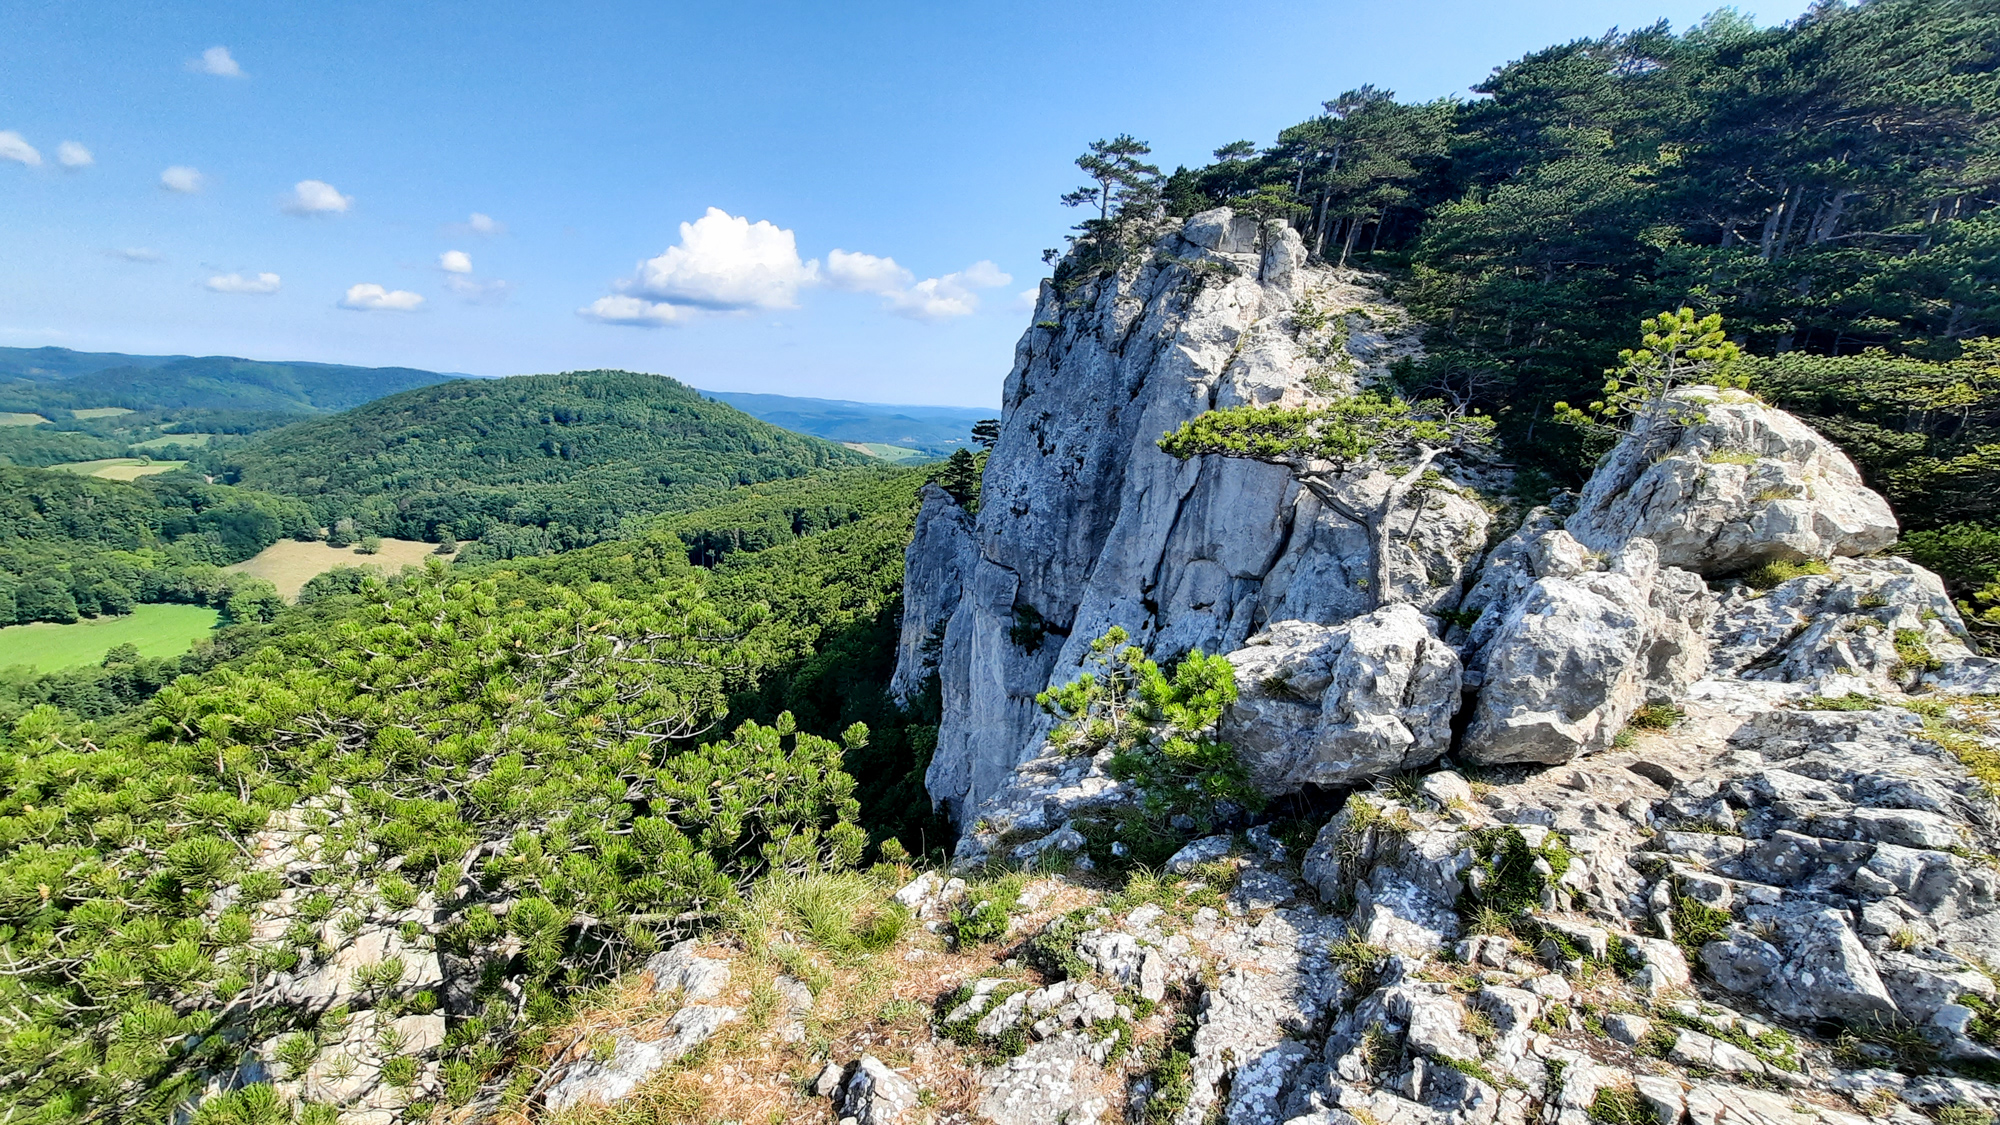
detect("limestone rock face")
[898,208,1487,823]
[889,484,977,703]
[1221,604,1461,794]
[1458,527,1710,766]
[1709,557,1974,689]
[1565,385,1898,574]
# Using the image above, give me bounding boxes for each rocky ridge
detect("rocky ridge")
[857,209,2000,1125]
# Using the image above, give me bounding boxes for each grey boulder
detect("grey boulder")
[1220,604,1461,794]
[1565,385,1898,575]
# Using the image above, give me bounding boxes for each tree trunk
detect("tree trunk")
[1338,218,1364,268]
[1759,182,1790,261]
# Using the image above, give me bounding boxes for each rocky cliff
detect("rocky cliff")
[483,211,2000,1125]
[813,206,2000,1125]
[900,209,1488,823]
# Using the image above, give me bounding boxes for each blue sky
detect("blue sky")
[2,0,1810,407]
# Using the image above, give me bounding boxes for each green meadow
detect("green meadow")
[0,602,221,672]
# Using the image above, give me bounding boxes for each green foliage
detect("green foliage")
[1155,1,2000,504]
[1801,692,1880,712]
[1896,628,1943,672]
[215,371,866,551]
[1159,396,1491,473]
[1900,522,2000,633]
[1669,890,1735,959]
[1463,826,1572,919]
[1037,628,1256,833]
[1552,308,1746,434]
[0,466,314,626]
[1740,557,1831,590]
[1757,343,2000,531]
[1627,702,1683,730]
[1158,395,1491,606]
[1588,1085,1650,1125]
[931,448,984,509]
[951,874,1026,945]
[0,565,875,1119]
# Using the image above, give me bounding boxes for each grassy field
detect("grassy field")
[71,406,135,419]
[49,458,189,480]
[0,412,49,426]
[0,603,221,672]
[227,537,458,600]
[130,432,218,450]
[842,442,933,464]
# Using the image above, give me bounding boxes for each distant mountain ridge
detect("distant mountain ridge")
[0,346,991,455]
[217,369,871,553]
[0,347,458,416]
[700,390,991,455]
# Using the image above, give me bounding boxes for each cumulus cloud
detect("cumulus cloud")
[160,165,203,193]
[192,46,244,77]
[339,283,424,312]
[206,271,280,295]
[581,208,819,327]
[114,247,162,263]
[439,250,472,274]
[56,141,92,168]
[630,208,817,310]
[0,132,42,167]
[578,295,691,326]
[467,212,503,235]
[825,249,912,294]
[284,179,351,215]
[827,250,1011,321]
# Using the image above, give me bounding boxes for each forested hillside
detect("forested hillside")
[1131,0,1997,519]
[0,466,307,626]
[213,370,871,554]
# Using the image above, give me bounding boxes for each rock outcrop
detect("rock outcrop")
[1221,605,1461,793]
[1566,385,1899,574]
[890,483,978,702]
[902,208,1489,823]
[1458,529,1710,765]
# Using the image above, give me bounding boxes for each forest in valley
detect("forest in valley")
[3,1,1999,1120]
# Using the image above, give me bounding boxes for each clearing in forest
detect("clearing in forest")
[226,537,458,600]
[0,412,50,426]
[48,458,189,480]
[0,603,221,672]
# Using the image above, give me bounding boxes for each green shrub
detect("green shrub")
[1037,627,1259,834]
[1740,557,1831,590]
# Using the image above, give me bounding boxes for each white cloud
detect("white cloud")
[206,271,280,295]
[826,249,914,294]
[827,250,1012,321]
[56,141,92,168]
[439,250,472,274]
[636,207,816,306]
[114,247,162,263]
[1014,286,1043,311]
[0,131,42,167]
[467,212,502,235]
[161,165,204,193]
[339,283,424,312]
[192,46,244,77]
[284,179,351,215]
[578,295,691,326]
[444,275,510,304]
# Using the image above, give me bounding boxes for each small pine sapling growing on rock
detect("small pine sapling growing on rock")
[1553,307,1747,435]
[1037,627,1258,832]
[1158,394,1492,608]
